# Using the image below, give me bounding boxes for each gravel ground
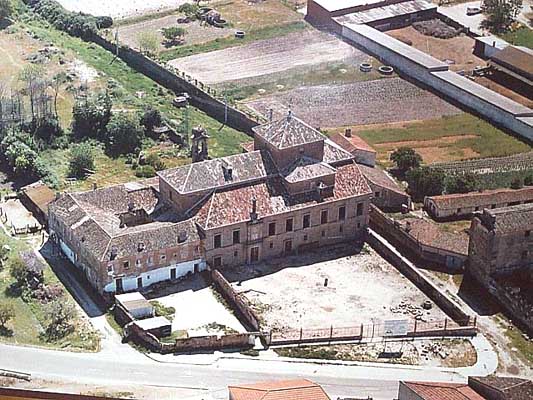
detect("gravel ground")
[56,0,188,19]
[245,77,461,128]
[1,199,41,230]
[224,245,447,332]
[168,29,365,85]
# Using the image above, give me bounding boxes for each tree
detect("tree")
[18,64,46,120]
[105,112,144,156]
[137,32,159,55]
[0,0,14,21]
[406,167,446,201]
[140,107,162,133]
[482,0,523,33]
[1,131,41,178]
[42,299,76,341]
[0,302,14,330]
[162,27,187,45]
[446,173,480,194]
[9,257,28,286]
[524,174,533,186]
[52,72,68,117]
[72,93,112,141]
[390,147,422,175]
[510,177,523,189]
[68,142,95,178]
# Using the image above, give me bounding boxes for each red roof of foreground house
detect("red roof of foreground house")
[330,132,376,154]
[229,379,331,400]
[402,382,487,400]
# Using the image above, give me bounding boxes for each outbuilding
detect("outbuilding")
[133,316,172,338]
[115,292,154,320]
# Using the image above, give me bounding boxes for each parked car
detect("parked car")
[466,6,482,15]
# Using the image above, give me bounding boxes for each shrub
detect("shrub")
[135,165,156,178]
[105,112,144,156]
[510,177,523,189]
[390,147,422,175]
[524,175,533,186]
[144,153,166,171]
[406,167,445,201]
[446,173,480,194]
[72,93,112,141]
[9,257,28,286]
[68,142,95,178]
[0,302,15,330]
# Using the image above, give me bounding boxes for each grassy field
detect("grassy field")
[351,114,532,166]
[159,21,307,61]
[17,17,249,190]
[0,231,99,351]
[502,26,533,49]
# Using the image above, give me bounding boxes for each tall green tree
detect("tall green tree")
[482,0,523,33]
[406,167,446,201]
[0,0,14,21]
[105,112,144,156]
[390,147,423,175]
[72,93,112,141]
[68,142,95,178]
[446,173,480,194]
[0,302,14,331]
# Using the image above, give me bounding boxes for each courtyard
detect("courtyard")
[223,245,448,333]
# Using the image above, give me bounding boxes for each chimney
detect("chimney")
[93,183,97,191]
[345,128,352,137]
[110,247,118,260]
[250,197,258,221]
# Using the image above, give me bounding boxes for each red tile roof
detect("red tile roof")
[426,187,533,211]
[402,382,487,400]
[329,132,376,154]
[401,218,469,255]
[229,379,330,400]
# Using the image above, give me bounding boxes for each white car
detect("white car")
[466,6,482,15]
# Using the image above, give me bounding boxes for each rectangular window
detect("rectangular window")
[268,222,276,236]
[107,263,114,273]
[233,230,241,245]
[214,234,222,249]
[321,210,328,224]
[136,259,141,267]
[269,242,274,249]
[375,192,380,198]
[356,202,364,216]
[213,256,222,268]
[303,234,308,241]
[338,206,346,221]
[303,214,310,229]
[321,230,325,237]
[286,218,293,232]
[148,257,153,265]
[526,230,531,237]
[233,250,238,257]
[123,261,130,270]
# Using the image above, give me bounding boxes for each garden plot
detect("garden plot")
[245,77,461,128]
[168,29,364,85]
[149,274,247,337]
[223,245,447,332]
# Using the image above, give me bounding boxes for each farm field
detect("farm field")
[245,77,461,128]
[346,114,532,166]
[168,29,364,85]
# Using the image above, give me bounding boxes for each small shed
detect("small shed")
[115,292,154,320]
[19,181,56,227]
[133,316,172,338]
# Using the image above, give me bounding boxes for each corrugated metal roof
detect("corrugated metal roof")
[312,0,384,13]
[334,0,436,25]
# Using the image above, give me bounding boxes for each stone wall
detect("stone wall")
[366,229,472,325]
[489,279,533,335]
[90,34,259,134]
[210,269,261,331]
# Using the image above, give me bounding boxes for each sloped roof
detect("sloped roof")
[158,151,275,194]
[479,203,533,234]
[252,114,325,150]
[402,382,486,400]
[282,157,336,183]
[401,218,469,255]
[329,132,376,154]
[229,379,330,400]
[20,180,56,215]
[426,187,533,211]
[358,164,406,195]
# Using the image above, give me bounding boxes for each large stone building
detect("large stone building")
[49,113,373,294]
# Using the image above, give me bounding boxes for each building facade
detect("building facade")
[49,113,372,294]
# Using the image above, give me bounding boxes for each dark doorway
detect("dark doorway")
[250,246,259,263]
[194,263,200,273]
[116,278,123,294]
[284,240,292,254]
[137,277,143,289]
[170,268,176,280]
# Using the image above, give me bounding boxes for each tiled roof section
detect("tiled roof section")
[323,139,355,164]
[229,379,330,400]
[471,376,530,391]
[330,132,376,154]
[282,157,336,183]
[158,151,275,194]
[481,203,533,234]
[252,114,325,149]
[402,218,469,255]
[196,163,371,229]
[402,382,486,400]
[240,141,255,153]
[490,45,533,79]
[21,180,56,215]
[358,164,406,195]
[427,187,533,211]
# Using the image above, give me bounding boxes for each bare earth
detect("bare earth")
[168,30,365,85]
[245,77,461,128]
[224,245,447,332]
[56,0,188,19]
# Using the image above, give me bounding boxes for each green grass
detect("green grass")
[502,26,533,49]
[496,314,533,365]
[159,21,307,61]
[355,114,532,166]
[275,346,340,360]
[150,300,176,321]
[0,232,99,351]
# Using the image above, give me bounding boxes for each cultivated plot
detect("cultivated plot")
[224,245,447,332]
[168,30,364,85]
[246,77,461,128]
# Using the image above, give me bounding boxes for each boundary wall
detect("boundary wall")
[340,23,533,142]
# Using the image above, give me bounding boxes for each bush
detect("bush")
[135,165,156,178]
[406,167,445,201]
[9,257,28,286]
[105,112,144,156]
[178,3,198,17]
[390,147,422,175]
[140,108,162,133]
[510,177,523,189]
[72,93,112,141]
[0,302,15,330]
[446,173,480,194]
[524,175,533,186]
[68,142,95,178]
[144,153,166,171]
[0,0,14,21]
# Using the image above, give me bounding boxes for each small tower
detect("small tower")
[191,125,209,163]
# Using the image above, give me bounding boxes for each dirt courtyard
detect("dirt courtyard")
[245,77,461,128]
[223,245,447,332]
[1,199,41,231]
[387,26,483,72]
[169,29,365,85]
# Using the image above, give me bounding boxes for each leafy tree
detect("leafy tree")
[446,173,480,194]
[9,257,28,287]
[524,174,533,186]
[52,72,68,117]
[390,147,422,175]
[18,64,47,120]
[510,177,523,189]
[137,32,159,55]
[406,167,446,201]
[144,153,166,171]
[162,27,187,45]
[178,3,199,17]
[1,131,41,178]
[42,299,75,341]
[0,302,14,330]
[72,93,112,141]
[482,0,523,33]
[0,0,14,21]
[135,165,156,178]
[105,112,144,156]
[140,107,162,133]
[31,116,64,143]
[68,142,95,178]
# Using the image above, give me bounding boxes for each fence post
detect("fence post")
[360,324,363,339]
[371,322,375,340]
[299,327,303,344]
[473,316,477,328]
[444,318,448,334]
[329,325,333,344]
[414,319,417,334]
